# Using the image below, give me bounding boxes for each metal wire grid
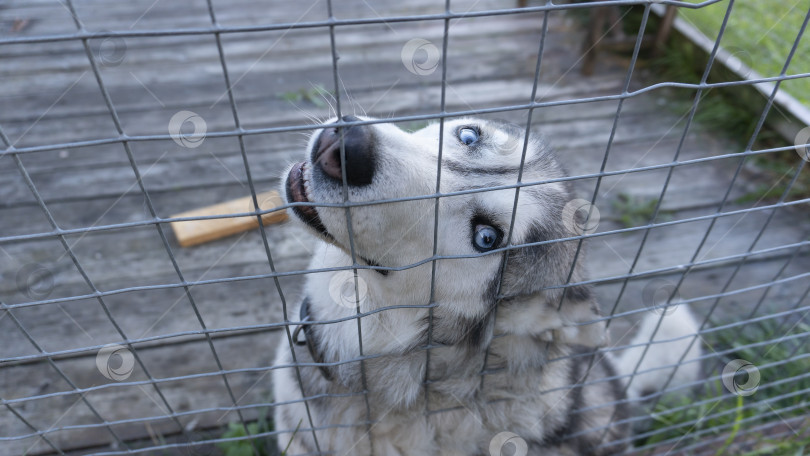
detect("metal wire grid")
[0,0,809,455]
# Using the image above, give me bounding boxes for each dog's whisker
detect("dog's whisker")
[337,74,357,117]
[289,100,324,127]
[311,82,337,118]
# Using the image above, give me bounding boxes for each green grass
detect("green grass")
[281,84,333,108]
[638,320,810,454]
[611,193,672,228]
[653,34,784,146]
[739,433,810,456]
[217,417,275,456]
[641,5,810,205]
[216,408,302,456]
[735,154,810,204]
[678,0,810,108]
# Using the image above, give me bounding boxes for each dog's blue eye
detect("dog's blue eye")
[473,224,498,251]
[459,128,479,145]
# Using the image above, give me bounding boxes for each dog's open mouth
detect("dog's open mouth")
[285,161,389,276]
[286,162,333,240]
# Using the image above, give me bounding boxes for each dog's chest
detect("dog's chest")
[356,341,574,445]
[369,355,574,454]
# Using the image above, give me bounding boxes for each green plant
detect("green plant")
[648,18,810,207]
[611,193,670,228]
[217,413,303,456]
[281,84,333,108]
[654,42,775,146]
[738,431,810,456]
[217,413,274,456]
[678,0,810,108]
[279,420,302,456]
[637,321,810,452]
[736,155,810,204]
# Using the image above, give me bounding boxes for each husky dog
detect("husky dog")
[273,116,701,455]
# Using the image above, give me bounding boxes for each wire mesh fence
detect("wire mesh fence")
[1,0,809,455]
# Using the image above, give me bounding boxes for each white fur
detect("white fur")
[272,117,703,455]
[614,304,703,400]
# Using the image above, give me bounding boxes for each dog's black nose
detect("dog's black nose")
[312,115,375,186]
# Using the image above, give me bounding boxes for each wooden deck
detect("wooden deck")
[1,1,809,454]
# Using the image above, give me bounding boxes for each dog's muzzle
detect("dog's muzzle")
[285,116,389,275]
[285,161,333,240]
[311,115,376,186]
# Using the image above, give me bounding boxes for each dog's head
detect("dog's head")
[285,116,602,345]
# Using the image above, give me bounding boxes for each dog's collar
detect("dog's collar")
[292,298,334,381]
[363,257,389,276]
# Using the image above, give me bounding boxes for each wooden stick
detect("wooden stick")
[170,190,288,247]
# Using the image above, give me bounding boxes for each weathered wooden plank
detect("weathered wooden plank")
[0,259,309,360]
[0,0,479,47]
[0,12,550,69]
[0,141,740,263]
[0,331,284,456]
[0,64,617,150]
[169,190,288,247]
[1,114,687,207]
[2,202,806,364]
[0,14,552,97]
[1,83,640,178]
